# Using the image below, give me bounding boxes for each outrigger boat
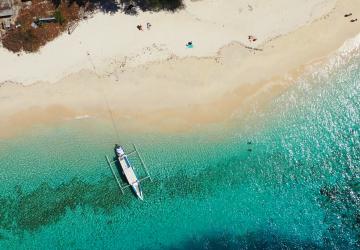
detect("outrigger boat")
[115,144,143,200]
[105,144,151,200]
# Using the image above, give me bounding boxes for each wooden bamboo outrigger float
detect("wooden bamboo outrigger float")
[105,144,152,200]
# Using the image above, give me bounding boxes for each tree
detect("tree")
[54,10,65,25]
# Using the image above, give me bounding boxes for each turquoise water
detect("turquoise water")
[0,50,359,249]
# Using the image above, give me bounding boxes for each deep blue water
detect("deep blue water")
[0,49,359,249]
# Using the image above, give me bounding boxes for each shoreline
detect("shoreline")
[1,0,360,138]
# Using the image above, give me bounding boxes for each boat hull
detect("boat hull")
[131,182,143,200]
[115,145,144,200]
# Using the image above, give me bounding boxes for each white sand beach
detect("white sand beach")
[0,0,338,84]
[0,0,360,137]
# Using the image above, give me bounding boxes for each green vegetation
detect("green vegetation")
[2,0,184,53]
[54,10,65,25]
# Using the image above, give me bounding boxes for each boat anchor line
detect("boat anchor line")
[105,144,152,198]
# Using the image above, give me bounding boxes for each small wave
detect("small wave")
[338,32,360,55]
[74,115,92,120]
[300,32,360,83]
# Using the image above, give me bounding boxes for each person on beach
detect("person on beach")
[147,22,152,30]
[344,13,352,17]
[248,35,257,42]
[137,25,143,31]
[350,18,358,22]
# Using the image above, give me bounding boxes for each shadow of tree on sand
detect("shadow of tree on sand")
[52,0,184,14]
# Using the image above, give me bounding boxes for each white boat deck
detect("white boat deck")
[105,144,152,199]
[118,157,138,185]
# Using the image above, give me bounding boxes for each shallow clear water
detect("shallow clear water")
[0,50,359,249]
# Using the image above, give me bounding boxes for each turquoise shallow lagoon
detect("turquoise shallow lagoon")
[0,50,359,249]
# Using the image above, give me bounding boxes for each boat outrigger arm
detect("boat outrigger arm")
[105,144,152,200]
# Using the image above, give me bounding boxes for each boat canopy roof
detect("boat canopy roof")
[116,146,125,156]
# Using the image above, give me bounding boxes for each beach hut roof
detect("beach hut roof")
[0,0,14,18]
